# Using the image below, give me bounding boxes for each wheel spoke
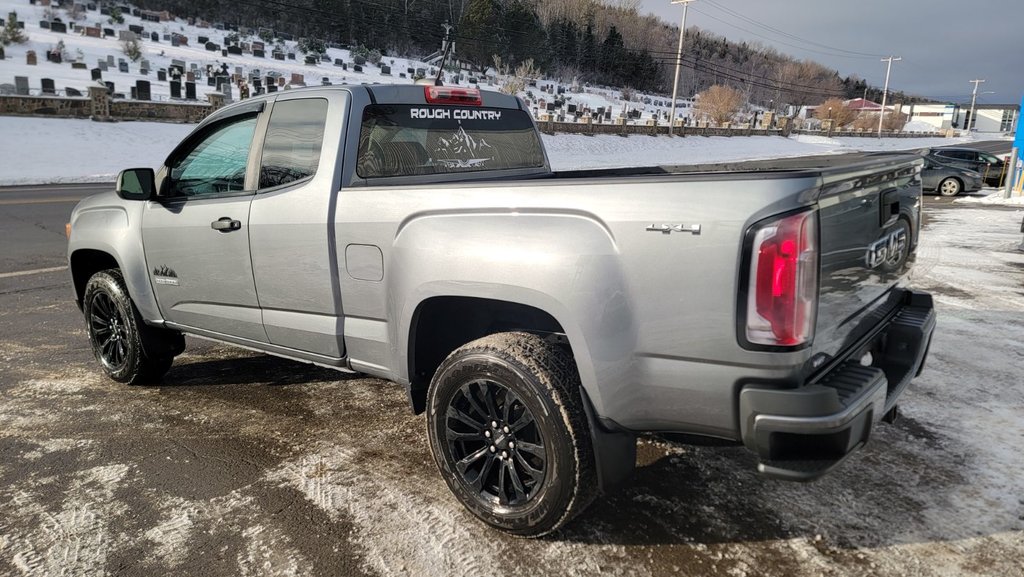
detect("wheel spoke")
[505,459,528,502]
[482,383,501,422]
[508,407,535,434]
[447,405,485,431]
[513,451,545,483]
[516,440,545,460]
[445,425,481,442]
[100,337,115,357]
[501,390,518,424]
[455,445,490,473]
[90,314,109,328]
[114,340,126,365]
[469,454,497,491]
[497,456,508,504]
[460,383,489,422]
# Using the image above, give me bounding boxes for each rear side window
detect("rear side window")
[259,99,328,189]
[356,105,544,178]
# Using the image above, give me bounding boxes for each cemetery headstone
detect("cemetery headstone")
[25,50,37,65]
[266,83,277,93]
[221,49,227,57]
[128,24,143,35]
[118,61,129,73]
[198,35,209,44]
[41,78,55,94]
[253,49,264,58]
[150,31,159,42]
[130,86,137,99]
[399,72,406,78]
[169,80,181,98]
[170,35,179,47]
[14,76,29,95]
[273,51,285,61]
[72,61,87,70]
[163,33,171,41]
[380,65,391,75]
[84,26,101,37]
[228,45,242,56]
[353,64,362,73]
[136,80,151,100]
[415,68,426,77]
[91,68,102,81]
[278,77,286,87]
[157,69,166,82]
[334,58,344,67]
[186,71,195,83]
[290,72,304,85]
[63,86,81,97]
[103,28,114,37]
[341,62,347,70]
[185,82,196,100]
[287,53,295,60]
[219,82,232,101]
[106,55,115,66]
[205,42,218,51]
[207,76,216,86]
[304,55,318,65]
[51,22,67,33]
[97,60,108,71]
[39,20,50,29]
[407,68,414,74]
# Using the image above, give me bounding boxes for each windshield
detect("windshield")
[356,105,545,178]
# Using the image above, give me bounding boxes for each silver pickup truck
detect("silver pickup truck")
[67,84,936,536]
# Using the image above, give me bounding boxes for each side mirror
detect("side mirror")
[115,168,155,201]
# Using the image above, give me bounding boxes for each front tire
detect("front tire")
[83,269,182,385]
[426,332,597,537]
[938,177,962,196]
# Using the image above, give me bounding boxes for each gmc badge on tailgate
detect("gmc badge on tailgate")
[866,228,908,269]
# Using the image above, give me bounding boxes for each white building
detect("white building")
[965,104,1019,133]
[906,103,960,130]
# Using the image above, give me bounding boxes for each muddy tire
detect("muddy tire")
[938,177,961,197]
[83,269,183,385]
[426,332,597,537]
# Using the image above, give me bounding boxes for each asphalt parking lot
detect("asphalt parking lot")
[1,184,1022,576]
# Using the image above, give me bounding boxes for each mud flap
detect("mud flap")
[580,388,637,493]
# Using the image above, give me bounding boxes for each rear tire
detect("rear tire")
[426,332,597,537]
[83,269,183,385]
[938,177,961,196]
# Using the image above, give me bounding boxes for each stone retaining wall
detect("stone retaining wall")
[0,91,216,123]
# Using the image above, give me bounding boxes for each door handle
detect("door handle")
[211,217,241,232]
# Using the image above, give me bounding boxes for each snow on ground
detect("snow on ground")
[953,190,1024,206]
[0,115,993,185]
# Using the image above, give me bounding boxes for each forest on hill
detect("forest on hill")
[134,0,923,107]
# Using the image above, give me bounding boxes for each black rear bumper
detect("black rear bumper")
[738,290,936,481]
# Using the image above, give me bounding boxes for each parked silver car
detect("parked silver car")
[921,157,983,196]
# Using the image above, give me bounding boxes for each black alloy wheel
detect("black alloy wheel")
[89,290,130,372]
[445,379,547,507]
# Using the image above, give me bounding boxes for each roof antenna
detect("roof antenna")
[435,23,454,87]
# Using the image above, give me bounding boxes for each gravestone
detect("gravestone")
[407,67,414,74]
[150,31,159,42]
[118,61,129,73]
[72,61,87,70]
[228,45,242,55]
[380,65,390,75]
[304,55,317,65]
[399,73,406,78]
[266,83,277,93]
[221,49,227,57]
[118,30,135,41]
[163,33,171,41]
[290,73,304,86]
[103,28,114,37]
[26,51,37,65]
[197,35,209,44]
[277,77,286,87]
[273,51,284,61]
[169,80,181,99]
[91,68,102,81]
[157,69,166,82]
[353,64,362,73]
[334,58,344,67]
[128,24,143,34]
[170,59,186,73]
[141,59,150,70]
[186,71,195,83]
[85,26,101,38]
[107,55,115,66]
[321,77,330,86]
[0,83,15,95]
[205,42,218,51]
[46,49,61,64]
[468,77,477,84]
[136,80,151,100]
[341,62,347,70]
[546,102,555,112]
[207,76,216,86]
[185,82,196,100]
[14,76,29,95]
[41,78,55,94]
[415,68,426,77]
[130,86,136,99]
[87,2,97,9]
[287,52,295,60]
[39,20,50,30]
[170,35,180,47]
[234,66,242,76]
[567,104,577,114]
[103,81,114,94]
[97,60,108,72]
[218,82,232,101]
[253,49,264,58]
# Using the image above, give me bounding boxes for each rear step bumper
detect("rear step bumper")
[738,290,936,481]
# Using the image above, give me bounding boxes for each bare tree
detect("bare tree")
[813,98,857,127]
[492,55,540,95]
[695,85,744,126]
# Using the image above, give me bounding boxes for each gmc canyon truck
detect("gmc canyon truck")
[68,84,936,536]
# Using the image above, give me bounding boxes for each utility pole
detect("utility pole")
[669,0,697,136]
[968,79,985,132]
[877,56,901,138]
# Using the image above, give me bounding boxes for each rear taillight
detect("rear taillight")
[745,210,818,347]
[424,86,482,106]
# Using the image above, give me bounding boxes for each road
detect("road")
[1,157,1022,577]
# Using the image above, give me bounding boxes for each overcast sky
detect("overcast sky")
[638,0,1024,105]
